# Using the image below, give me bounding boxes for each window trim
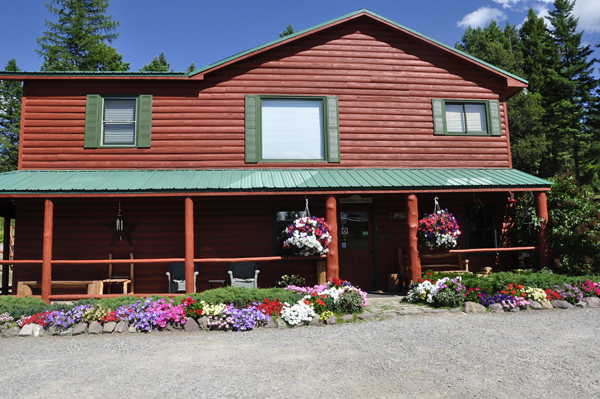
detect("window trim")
[432,99,501,136]
[84,94,152,149]
[245,95,340,163]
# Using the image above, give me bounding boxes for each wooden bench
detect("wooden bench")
[16,280,103,296]
[398,249,470,286]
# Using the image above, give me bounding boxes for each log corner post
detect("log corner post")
[42,199,54,304]
[2,216,11,296]
[534,191,551,270]
[185,197,195,293]
[325,195,339,281]
[406,194,421,282]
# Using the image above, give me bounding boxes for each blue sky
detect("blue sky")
[1,0,599,74]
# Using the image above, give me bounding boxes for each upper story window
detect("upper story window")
[244,95,340,163]
[432,99,502,136]
[84,94,152,149]
[103,98,137,146]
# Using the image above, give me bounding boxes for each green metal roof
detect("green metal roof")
[0,169,551,195]
[189,9,528,85]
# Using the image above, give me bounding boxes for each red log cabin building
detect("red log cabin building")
[0,10,551,302]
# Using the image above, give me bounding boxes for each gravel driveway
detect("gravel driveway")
[2,308,600,398]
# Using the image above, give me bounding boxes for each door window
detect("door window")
[340,211,369,250]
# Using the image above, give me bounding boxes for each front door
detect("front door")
[338,209,374,291]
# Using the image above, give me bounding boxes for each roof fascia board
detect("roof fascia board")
[0,72,189,81]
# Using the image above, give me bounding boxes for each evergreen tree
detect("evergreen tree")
[544,0,598,188]
[36,0,130,71]
[279,25,295,38]
[140,52,172,72]
[186,62,196,74]
[0,59,22,172]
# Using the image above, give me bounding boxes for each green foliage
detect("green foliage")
[0,59,22,172]
[427,271,600,293]
[72,294,150,309]
[36,0,130,71]
[279,24,294,38]
[546,174,600,275]
[186,62,196,74]
[179,287,299,308]
[335,291,363,314]
[139,52,172,72]
[276,274,305,288]
[0,296,48,319]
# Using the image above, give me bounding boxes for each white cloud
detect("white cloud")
[533,4,551,25]
[573,0,600,33]
[457,7,507,29]
[492,0,523,9]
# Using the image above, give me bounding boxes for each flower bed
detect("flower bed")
[407,271,600,311]
[0,280,369,336]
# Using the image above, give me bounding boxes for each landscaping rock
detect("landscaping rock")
[529,300,543,310]
[197,316,208,331]
[2,326,20,338]
[380,312,398,319]
[166,321,182,332]
[583,297,600,308]
[115,321,128,333]
[72,323,87,336]
[552,300,574,309]
[103,321,116,333]
[275,317,287,328]
[47,325,59,336]
[88,321,103,334]
[60,328,73,336]
[340,314,354,322]
[464,302,486,313]
[18,324,33,337]
[183,317,199,332]
[326,316,337,325]
[357,312,375,320]
[34,325,44,337]
[541,301,554,309]
[264,317,278,328]
[309,315,322,326]
[510,306,520,312]
[575,301,587,308]
[423,308,449,314]
[489,303,504,313]
[127,325,137,333]
[450,307,462,313]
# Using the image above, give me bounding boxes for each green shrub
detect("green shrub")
[72,295,165,310]
[0,296,49,319]
[178,287,299,308]
[547,174,600,275]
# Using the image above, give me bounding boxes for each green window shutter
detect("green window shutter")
[84,94,102,148]
[326,96,340,163]
[431,98,445,135]
[489,100,502,136]
[137,94,153,148]
[245,95,259,163]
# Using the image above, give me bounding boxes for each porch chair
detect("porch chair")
[228,262,260,288]
[103,252,134,294]
[166,262,199,293]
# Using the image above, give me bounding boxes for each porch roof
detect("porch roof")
[0,169,551,196]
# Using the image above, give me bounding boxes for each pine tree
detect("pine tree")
[140,52,172,72]
[279,25,295,38]
[544,0,598,188]
[0,59,22,172]
[36,0,130,71]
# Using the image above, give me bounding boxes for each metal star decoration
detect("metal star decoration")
[104,221,140,246]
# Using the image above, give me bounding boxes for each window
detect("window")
[244,95,340,163]
[432,99,502,136]
[84,94,152,148]
[465,202,499,249]
[272,209,308,254]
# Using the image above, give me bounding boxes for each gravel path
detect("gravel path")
[2,308,600,398]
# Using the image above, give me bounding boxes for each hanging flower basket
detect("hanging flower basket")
[417,198,461,250]
[282,216,332,256]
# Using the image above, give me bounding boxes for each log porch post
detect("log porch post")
[406,194,421,282]
[326,195,339,281]
[2,216,10,295]
[41,199,54,304]
[185,197,195,293]
[534,191,551,270]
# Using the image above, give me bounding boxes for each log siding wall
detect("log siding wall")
[20,18,511,170]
